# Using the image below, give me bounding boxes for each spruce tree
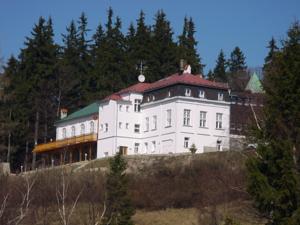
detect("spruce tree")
[247,22,300,225]
[228,46,247,73]
[103,152,135,225]
[264,37,279,66]
[213,49,227,82]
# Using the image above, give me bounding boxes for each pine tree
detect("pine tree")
[264,37,279,66]
[228,46,247,73]
[178,17,203,74]
[206,69,215,81]
[103,152,135,225]
[247,22,300,225]
[213,49,227,82]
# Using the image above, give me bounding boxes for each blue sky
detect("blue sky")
[1,0,300,73]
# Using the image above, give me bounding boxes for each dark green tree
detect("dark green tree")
[247,22,300,225]
[264,37,279,66]
[103,152,135,225]
[213,49,227,82]
[178,17,203,74]
[228,46,247,73]
[206,69,215,81]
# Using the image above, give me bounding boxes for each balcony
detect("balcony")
[33,133,97,153]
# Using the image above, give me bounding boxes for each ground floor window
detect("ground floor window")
[184,137,189,148]
[134,143,140,154]
[119,146,128,155]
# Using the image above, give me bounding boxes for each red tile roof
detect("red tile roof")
[146,73,228,92]
[103,73,228,101]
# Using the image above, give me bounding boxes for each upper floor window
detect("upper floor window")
[62,128,67,139]
[199,111,207,128]
[134,124,140,133]
[119,105,123,112]
[134,143,140,154]
[183,109,191,126]
[145,117,149,132]
[80,124,85,135]
[134,99,141,112]
[218,92,224,101]
[119,122,122,129]
[126,105,129,112]
[216,113,223,129]
[105,123,108,132]
[126,123,129,129]
[71,126,75,137]
[153,115,157,130]
[90,121,94,133]
[185,88,191,97]
[199,90,205,98]
[166,109,172,127]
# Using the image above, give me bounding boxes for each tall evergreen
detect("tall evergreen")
[213,49,227,82]
[228,46,247,73]
[178,17,203,74]
[264,37,279,66]
[103,152,135,225]
[247,22,300,225]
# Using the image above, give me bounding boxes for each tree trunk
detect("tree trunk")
[6,109,12,163]
[32,111,39,169]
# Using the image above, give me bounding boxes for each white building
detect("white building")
[33,72,230,164]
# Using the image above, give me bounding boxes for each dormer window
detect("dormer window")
[152,95,155,101]
[218,92,224,101]
[80,124,85,135]
[199,90,205,98]
[119,105,122,111]
[185,88,191,97]
[168,91,171,97]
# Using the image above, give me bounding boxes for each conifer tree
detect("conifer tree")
[228,46,247,73]
[206,69,215,81]
[103,152,135,225]
[213,49,227,82]
[264,37,279,65]
[247,22,300,225]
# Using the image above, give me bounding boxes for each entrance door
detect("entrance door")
[119,146,128,155]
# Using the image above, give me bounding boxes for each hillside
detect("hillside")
[0,151,265,225]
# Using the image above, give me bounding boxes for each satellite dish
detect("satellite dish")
[138,74,145,83]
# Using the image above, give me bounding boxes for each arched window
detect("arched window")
[80,124,85,135]
[90,121,94,133]
[71,126,75,137]
[62,128,66,139]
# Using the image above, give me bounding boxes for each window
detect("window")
[134,99,141,112]
[218,92,224,101]
[90,121,94,133]
[152,141,156,152]
[126,105,129,112]
[134,124,140,133]
[71,126,75,137]
[145,117,149,131]
[199,111,207,128]
[144,142,148,153]
[185,88,191,97]
[199,90,205,98]
[62,128,66,139]
[184,137,189,148]
[166,109,172,127]
[80,124,85,135]
[100,124,103,131]
[105,123,108,132]
[183,109,191,126]
[217,140,222,151]
[134,143,140,154]
[119,105,122,111]
[216,113,223,129]
[152,95,155,101]
[153,116,157,130]
[126,123,129,129]
[104,152,108,157]
[168,91,171,97]
[119,122,122,129]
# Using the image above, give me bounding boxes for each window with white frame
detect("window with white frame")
[100,124,103,131]
[216,113,223,129]
[183,109,191,126]
[62,128,67,139]
[126,105,129,112]
[90,121,94,133]
[199,90,205,98]
[126,123,129,129]
[144,142,148,152]
[168,91,171,97]
[166,109,171,127]
[71,126,75,137]
[134,143,140,154]
[80,124,85,135]
[199,111,207,128]
[134,99,141,112]
[153,115,157,130]
[145,117,149,131]
[184,137,189,148]
[105,123,108,132]
[185,88,191,97]
[218,92,224,101]
[134,124,140,133]
[119,105,122,111]
[119,122,122,129]
[152,141,156,152]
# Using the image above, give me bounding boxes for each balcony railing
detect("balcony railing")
[33,133,97,153]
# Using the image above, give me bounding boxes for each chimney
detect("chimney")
[60,108,68,119]
[179,59,187,74]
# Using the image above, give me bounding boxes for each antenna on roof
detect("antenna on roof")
[136,60,147,83]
